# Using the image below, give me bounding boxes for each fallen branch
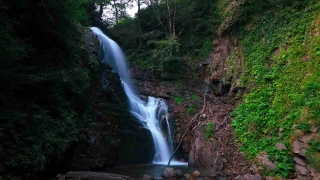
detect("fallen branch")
[241,163,251,172]
[167,92,207,165]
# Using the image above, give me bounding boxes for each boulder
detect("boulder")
[298,134,316,144]
[275,143,286,151]
[311,126,318,133]
[191,171,200,180]
[295,164,308,176]
[176,169,184,178]
[293,157,307,167]
[143,174,154,180]
[56,174,65,180]
[65,172,134,180]
[256,154,276,170]
[184,174,190,180]
[162,168,177,178]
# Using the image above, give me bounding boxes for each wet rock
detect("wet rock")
[143,174,154,180]
[275,143,286,151]
[184,174,190,180]
[176,169,183,178]
[65,172,134,180]
[56,174,65,180]
[162,168,177,178]
[191,171,200,180]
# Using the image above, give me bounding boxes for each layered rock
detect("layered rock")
[188,37,249,173]
[68,28,128,170]
[291,126,320,180]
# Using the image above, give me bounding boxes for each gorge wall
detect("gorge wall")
[129,36,249,174]
[130,3,320,177]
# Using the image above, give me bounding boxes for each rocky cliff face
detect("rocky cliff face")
[69,28,158,170]
[130,66,195,162]
[59,28,129,171]
[129,36,249,174]
[187,37,249,173]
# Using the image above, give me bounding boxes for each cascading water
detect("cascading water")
[91,27,185,165]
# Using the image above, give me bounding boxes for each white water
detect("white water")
[91,27,185,165]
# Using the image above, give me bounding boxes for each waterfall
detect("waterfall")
[91,27,185,165]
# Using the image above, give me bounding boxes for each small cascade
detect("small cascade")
[91,27,185,165]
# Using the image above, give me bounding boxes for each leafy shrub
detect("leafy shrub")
[191,94,199,101]
[173,94,184,105]
[230,0,320,177]
[306,140,320,171]
[0,0,92,177]
[187,106,196,115]
[204,122,214,140]
[296,122,311,133]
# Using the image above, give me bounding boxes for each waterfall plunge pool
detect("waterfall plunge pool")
[106,163,217,180]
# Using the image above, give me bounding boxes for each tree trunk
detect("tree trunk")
[113,0,119,25]
[99,3,105,21]
[137,0,142,48]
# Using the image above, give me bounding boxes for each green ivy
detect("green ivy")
[204,122,214,140]
[296,122,311,133]
[230,0,320,177]
[173,94,184,105]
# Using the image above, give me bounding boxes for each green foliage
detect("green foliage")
[173,94,184,105]
[199,37,213,57]
[191,94,199,101]
[204,122,214,140]
[187,106,196,115]
[296,122,311,133]
[268,148,295,177]
[306,140,320,171]
[229,0,320,177]
[148,37,182,72]
[108,0,220,76]
[0,0,93,178]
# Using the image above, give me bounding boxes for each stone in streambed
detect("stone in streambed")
[190,171,200,180]
[176,169,183,178]
[143,174,154,180]
[56,174,65,180]
[162,168,177,178]
[184,174,190,180]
